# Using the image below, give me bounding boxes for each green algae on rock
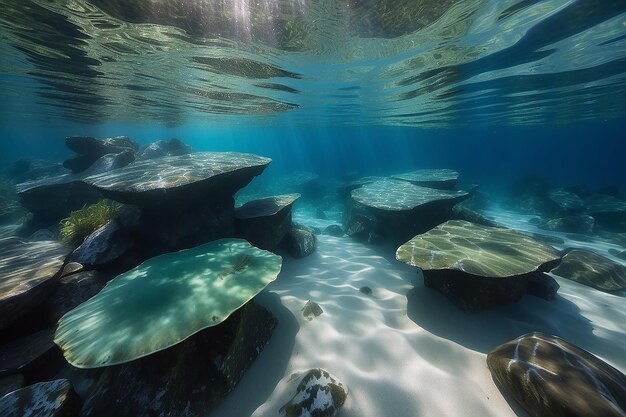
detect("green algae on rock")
[396,220,561,311]
[551,249,626,292]
[54,238,282,368]
[487,332,626,417]
[396,220,560,278]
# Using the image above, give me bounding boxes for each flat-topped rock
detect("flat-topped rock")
[391,168,459,189]
[397,220,560,277]
[65,136,138,157]
[0,379,79,417]
[487,333,626,417]
[551,249,626,292]
[83,152,271,205]
[0,238,71,329]
[396,221,561,311]
[55,239,282,368]
[352,179,468,211]
[235,194,300,250]
[235,194,300,219]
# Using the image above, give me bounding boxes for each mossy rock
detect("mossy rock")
[54,238,282,368]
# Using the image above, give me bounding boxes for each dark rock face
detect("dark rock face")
[235,194,299,250]
[0,379,80,417]
[538,215,595,234]
[526,272,560,301]
[551,249,626,292]
[0,329,57,378]
[584,194,626,232]
[323,225,344,237]
[281,224,316,258]
[423,270,530,312]
[279,369,347,417]
[43,271,104,325]
[0,238,70,330]
[79,301,277,417]
[344,204,376,238]
[70,221,134,268]
[451,206,499,228]
[487,333,626,417]
[138,138,192,160]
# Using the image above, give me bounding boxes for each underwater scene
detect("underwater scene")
[1,0,626,416]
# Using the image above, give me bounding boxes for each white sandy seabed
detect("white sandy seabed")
[206,217,626,417]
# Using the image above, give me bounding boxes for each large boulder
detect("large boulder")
[538,215,595,234]
[235,194,300,250]
[391,168,459,190]
[396,220,561,311]
[63,136,138,174]
[82,152,271,206]
[54,239,282,368]
[551,249,626,292]
[487,333,626,417]
[0,238,71,329]
[0,379,80,417]
[351,179,469,242]
[279,369,347,417]
[584,194,626,232]
[79,301,277,417]
[281,224,316,259]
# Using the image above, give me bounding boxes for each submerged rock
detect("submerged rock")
[0,329,57,379]
[138,138,192,160]
[323,224,344,237]
[82,152,271,206]
[280,369,347,417]
[487,332,626,417]
[235,194,299,250]
[281,224,316,259]
[391,168,459,190]
[584,193,626,232]
[302,300,323,321]
[538,214,595,234]
[396,220,561,311]
[0,379,80,417]
[55,239,282,368]
[526,272,560,301]
[0,238,70,330]
[80,301,277,417]
[351,179,469,242]
[63,136,138,174]
[44,271,104,325]
[69,220,134,268]
[551,249,626,292]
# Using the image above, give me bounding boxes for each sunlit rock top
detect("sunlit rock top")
[351,179,468,211]
[396,220,560,277]
[391,168,459,189]
[235,194,300,219]
[0,238,71,329]
[54,238,282,368]
[83,152,271,204]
